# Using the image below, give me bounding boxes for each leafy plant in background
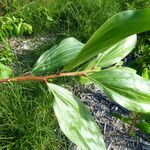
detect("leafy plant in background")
[0,41,14,64]
[128,32,150,77]
[0,15,32,64]
[112,112,150,135]
[0,15,32,39]
[4,0,127,39]
[118,31,150,137]
[1,9,150,149]
[125,0,150,9]
[8,0,53,34]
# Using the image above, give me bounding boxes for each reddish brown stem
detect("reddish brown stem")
[0,76,46,83]
[45,71,87,79]
[0,70,91,83]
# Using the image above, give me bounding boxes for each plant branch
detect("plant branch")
[0,70,94,83]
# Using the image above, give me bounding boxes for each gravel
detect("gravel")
[68,84,150,150]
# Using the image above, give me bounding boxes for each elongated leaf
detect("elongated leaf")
[84,68,150,112]
[111,113,131,124]
[0,63,12,79]
[136,121,150,134]
[65,9,150,70]
[47,83,105,150]
[96,35,137,67]
[22,23,32,34]
[32,37,84,75]
[16,21,22,35]
[81,35,137,70]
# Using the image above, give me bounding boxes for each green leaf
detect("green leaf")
[65,9,150,70]
[81,35,137,70]
[139,113,150,122]
[84,67,150,112]
[0,30,5,41]
[142,68,149,79]
[96,35,137,67]
[16,22,22,35]
[47,83,105,150]
[111,113,132,124]
[136,121,150,134]
[32,37,84,75]
[0,63,12,79]
[22,23,32,34]
[4,24,14,31]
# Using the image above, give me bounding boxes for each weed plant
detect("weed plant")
[128,32,150,75]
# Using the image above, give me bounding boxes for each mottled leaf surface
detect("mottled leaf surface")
[47,83,105,150]
[32,37,84,75]
[84,68,150,112]
[96,35,137,67]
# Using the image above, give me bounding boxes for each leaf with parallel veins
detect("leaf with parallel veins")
[83,67,150,113]
[32,37,84,75]
[47,83,106,150]
[96,34,137,68]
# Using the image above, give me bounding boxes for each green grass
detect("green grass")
[1,0,149,41]
[125,0,150,9]
[0,0,131,40]
[1,0,150,39]
[0,82,68,149]
[46,0,124,42]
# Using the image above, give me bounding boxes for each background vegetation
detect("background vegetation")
[0,82,67,149]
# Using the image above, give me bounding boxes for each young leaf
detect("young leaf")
[22,23,32,34]
[32,37,84,75]
[80,35,137,70]
[0,63,12,79]
[84,68,150,112]
[96,35,137,68]
[65,9,150,70]
[47,83,105,150]
[142,68,149,79]
[16,21,22,35]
